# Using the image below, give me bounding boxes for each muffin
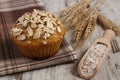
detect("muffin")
[10,9,66,59]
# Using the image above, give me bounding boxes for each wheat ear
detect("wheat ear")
[61,0,91,17]
[97,11,120,36]
[79,11,98,47]
[61,0,92,22]
[61,0,86,17]
[72,17,89,42]
[71,8,91,26]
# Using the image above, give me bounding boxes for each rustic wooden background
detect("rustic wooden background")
[0,0,120,80]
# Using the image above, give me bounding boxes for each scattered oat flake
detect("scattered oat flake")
[32,11,38,17]
[42,41,47,44]
[11,28,23,36]
[43,36,47,40]
[17,35,26,41]
[24,13,30,20]
[57,26,62,33]
[53,22,57,26]
[45,33,50,37]
[48,14,53,17]
[22,20,28,27]
[38,24,44,29]
[47,22,53,28]
[18,16,24,22]
[31,23,37,28]
[33,9,39,13]
[33,31,41,39]
[44,27,50,33]
[26,27,33,37]
[49,30,54,34]
[52,27,56,30]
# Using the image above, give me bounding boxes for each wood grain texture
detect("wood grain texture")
[0,0,120,80]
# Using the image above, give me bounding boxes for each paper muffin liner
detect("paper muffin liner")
[15,39,62,59]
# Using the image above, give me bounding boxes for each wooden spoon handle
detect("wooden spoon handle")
[102,29,115,41]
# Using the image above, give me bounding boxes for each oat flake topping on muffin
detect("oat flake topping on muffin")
[11,9,63,44]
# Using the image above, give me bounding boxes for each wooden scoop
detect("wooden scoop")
[78,29,115,79]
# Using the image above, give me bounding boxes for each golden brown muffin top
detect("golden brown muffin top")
[11,9,65,45]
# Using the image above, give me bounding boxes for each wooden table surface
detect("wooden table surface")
[0,0,120,80]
